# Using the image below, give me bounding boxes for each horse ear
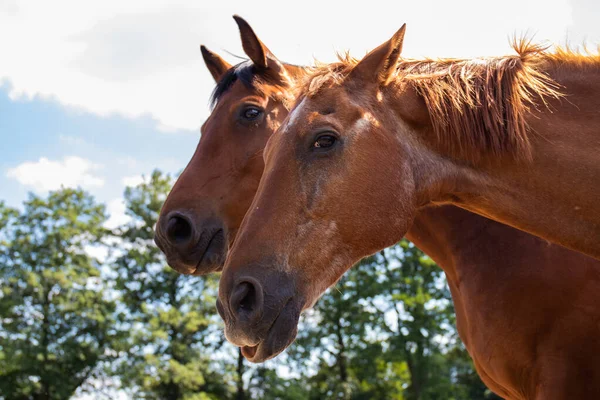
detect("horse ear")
[201,45,232,82]
[350,24,406,85]
[233,15,284,72]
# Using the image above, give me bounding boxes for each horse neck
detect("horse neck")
[396,61,600,260]
[405,206,491,285]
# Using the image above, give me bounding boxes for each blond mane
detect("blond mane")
[296,40,600,162]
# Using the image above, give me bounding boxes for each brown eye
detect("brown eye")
[313,134,337,149]
[242,107,262,121]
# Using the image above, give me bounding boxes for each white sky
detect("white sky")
[1,0,598,132]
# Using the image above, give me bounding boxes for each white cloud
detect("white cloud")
[6,156,104,191]
[0,1,223,131]
[0,0,18,15]
[104,197,131,230]
[121,174,147,188]
[1,0,593,132]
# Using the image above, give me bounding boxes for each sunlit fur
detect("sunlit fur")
[159,20,600,396]
[223,24,600,369]
[291,41,600,163]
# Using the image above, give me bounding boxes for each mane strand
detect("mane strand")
[399,43,562,162]
[296,40,596,163]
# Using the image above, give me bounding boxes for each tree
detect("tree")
[246,366,308,400]
[0,190,117,400]
[367,241,455,399]
[288,239,497,400]
[289,257,407,400]
[112,170,235,400]
[0,177,503,400]
[369,240,499,400]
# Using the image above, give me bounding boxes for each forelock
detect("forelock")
[209,61,256,107]
[209,60,296,108]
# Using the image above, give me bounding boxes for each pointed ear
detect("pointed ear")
[350,24,406,85]
[200,45,232,82]
[233,14,284,73]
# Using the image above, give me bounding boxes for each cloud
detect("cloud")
[72,9,201,82]
[0,0,18,15]
[0,0,588,133]
[104,197,131,230]
[121,174,147,187]
[6,156,104,191]
[0,1,221,131]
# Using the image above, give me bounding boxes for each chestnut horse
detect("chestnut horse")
[156,17,600,398]
[270,25,600,260]
[220,25,600,363]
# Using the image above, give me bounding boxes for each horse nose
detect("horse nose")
[164,211,196,248]
[155,210,227,275]
[230,277,264,324]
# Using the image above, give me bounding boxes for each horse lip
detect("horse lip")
[156,220,225,275]
[192,229,225,275]
[239,297,298,363]
[241,344,258,359]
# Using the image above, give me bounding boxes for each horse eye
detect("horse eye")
[242,107,262,121]
[313,134,337,149]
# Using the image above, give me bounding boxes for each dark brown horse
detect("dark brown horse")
[154,16,303,275]
[156,18,600,398]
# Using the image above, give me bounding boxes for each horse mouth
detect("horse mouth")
[238,298,300,363]
[241,344,259,359]
[192,229,225,275]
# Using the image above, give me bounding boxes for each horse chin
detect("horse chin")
[192,229,227,275]
[158,228,227,276]
[191,253,225,275]
[164,252,224,276]
[240,298,302,363]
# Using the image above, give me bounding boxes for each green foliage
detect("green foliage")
[372,241,456,400]
[287,239,495,400]
[112,171,235,400]
[0,173,501,400]
[0,189,117,400]
[247,367,308,400]
[290,258,407,400]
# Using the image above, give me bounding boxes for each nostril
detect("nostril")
[166,215,193,244]
[238,282,256,312]
[230,279,263,321]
